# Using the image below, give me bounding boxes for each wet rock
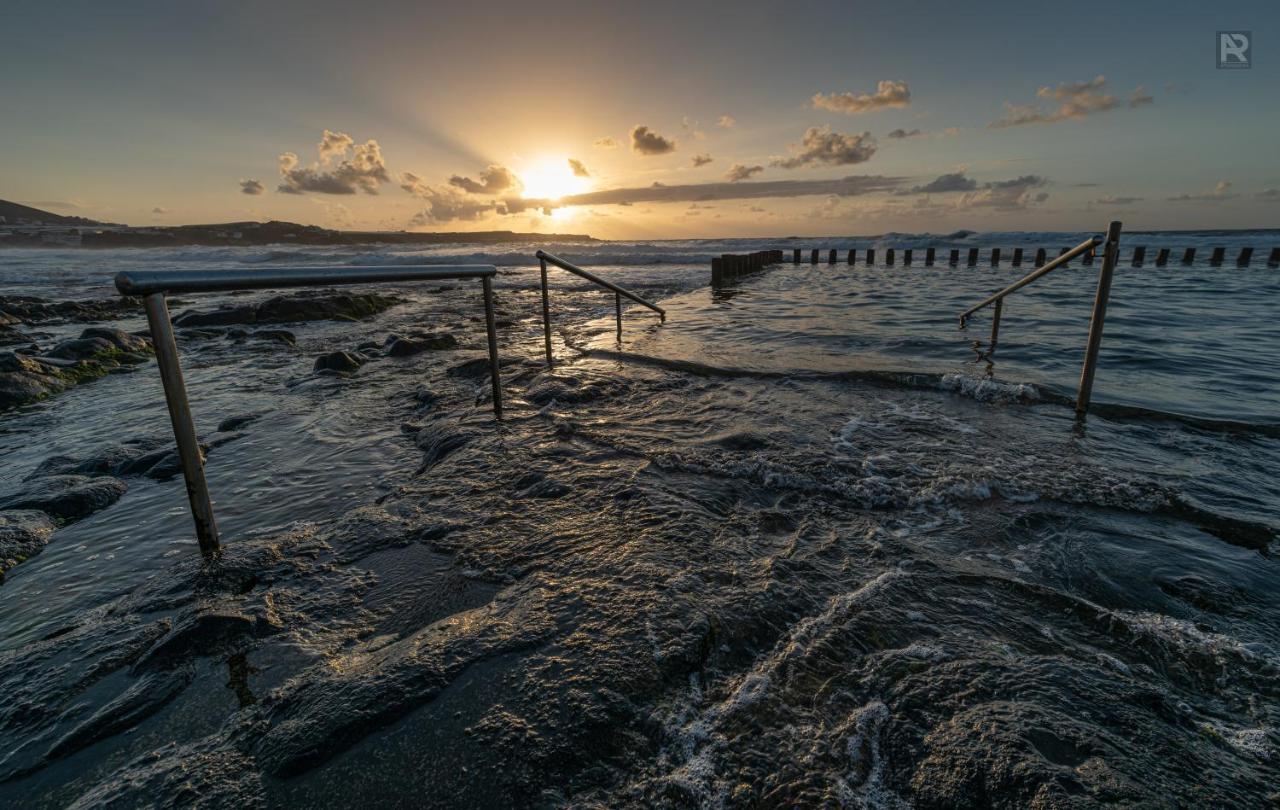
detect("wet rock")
[0,351,70,409]
[0,510,57,579]
[414,420,476,468]
[218,413,262,432]
[386,333,458,357]
[313,350,365,374]
[173,292,398,328]
[251,329,296,347]
[0,295,143,325]
[0,475,127,523]
[44,335,117,361]
[28,438,167,479]
[447,356,501,380]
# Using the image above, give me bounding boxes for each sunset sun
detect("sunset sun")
[520,158,590,200]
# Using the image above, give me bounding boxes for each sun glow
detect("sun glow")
[520,159,591,200]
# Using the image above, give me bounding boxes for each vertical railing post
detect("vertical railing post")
[539,259,553,367]
[615,291,622,340]
[989,298,1002,353]
[481,276,503,418]
[144,292,220,558]
[1076,221,1122,416]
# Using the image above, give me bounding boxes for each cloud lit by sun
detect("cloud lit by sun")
[520,159,591,200]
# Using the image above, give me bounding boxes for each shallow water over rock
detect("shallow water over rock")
[0,239,1277,807]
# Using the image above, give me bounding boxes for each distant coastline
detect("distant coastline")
[0,199,596,249]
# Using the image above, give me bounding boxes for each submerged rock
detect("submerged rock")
[0,510,56,579]
[0,475,127,523]
[251,329,297,347]
[313,351,366,374]
[386,333,458,357]
[0,295,143,325]
[173,292,398,328]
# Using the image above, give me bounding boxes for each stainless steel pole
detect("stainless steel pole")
[1076,221,1122,416]
[990,298,1002,353]
[143,293,220,557]
[481,276,503,418]
[539,259,553,367]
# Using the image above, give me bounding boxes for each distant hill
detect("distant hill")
[0,199,103,226]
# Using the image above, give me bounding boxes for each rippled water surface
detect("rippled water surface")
[1,232,1278,808]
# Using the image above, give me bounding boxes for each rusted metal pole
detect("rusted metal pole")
[1076,221,1122,416]
[144,293,220,558]
[481,276,503,418]
[615,291,622,340]
[539,259,554,367]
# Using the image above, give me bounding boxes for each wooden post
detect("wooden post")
[1210,247,1225,266]
[1155,248,1170,267]
[793,248,801,264]
[539,259,554,367]
[1012,248,1023,266]
[1083,247,1094,266]
[847,250,856,264]
[828,249,836,264]
[949,249,959,266]
[1237,247,1253,267]
[967,248,978,267]
[1034,248,1047,267]
[1268,247,1280,267]
[1182,247,1196,265]
[1131,246,1146,267]
[991,248,1001,267]
[810,249,819,264]
[711,257,723,286]
[926,247,936,266]
[866,248,875,266]
[1076,221,1122,416]
[886,248,895,266]
[904,249,913,266]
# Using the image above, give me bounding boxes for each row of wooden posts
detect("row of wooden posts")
[712,245,1278,283]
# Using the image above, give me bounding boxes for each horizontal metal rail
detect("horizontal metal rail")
[534,249,666,367]
[958,236,1099,325]
[113,264,504,559]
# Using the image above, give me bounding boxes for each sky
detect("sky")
[2,0,1277,238]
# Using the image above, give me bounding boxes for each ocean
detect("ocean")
[1,231,1278,807]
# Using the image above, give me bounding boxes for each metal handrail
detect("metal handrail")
[958,236,1100,326]
[534,249,666,367]
[113,264,503,558]
[955,222,1123,417]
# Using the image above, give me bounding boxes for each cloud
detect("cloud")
[691,153,714,167]
[401,172,497,223]
[1167,180,1234,202]
[772,126,877,169]
[630,125,677,155]
[911,172,978,193]
[1093,195,1143,205]
[887,127,960,140]
[812,81,911,114]
[888,128,922,139]
[594,137,618,148]
[717,115,736,128]
[277,131,390,195]
[956,175,1049,209]
[1129,87,1154,108]
[568,158,590,178]
[725,163,764,182]
[500,174,903,218]
[151,206,169,214]
[1258,188,1280,201]
[23,200,81,210]
[989,76,1153,128]
[448,164,521,195]
[239,178,265,195]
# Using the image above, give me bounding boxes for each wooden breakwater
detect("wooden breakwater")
[712,244,1278,284]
